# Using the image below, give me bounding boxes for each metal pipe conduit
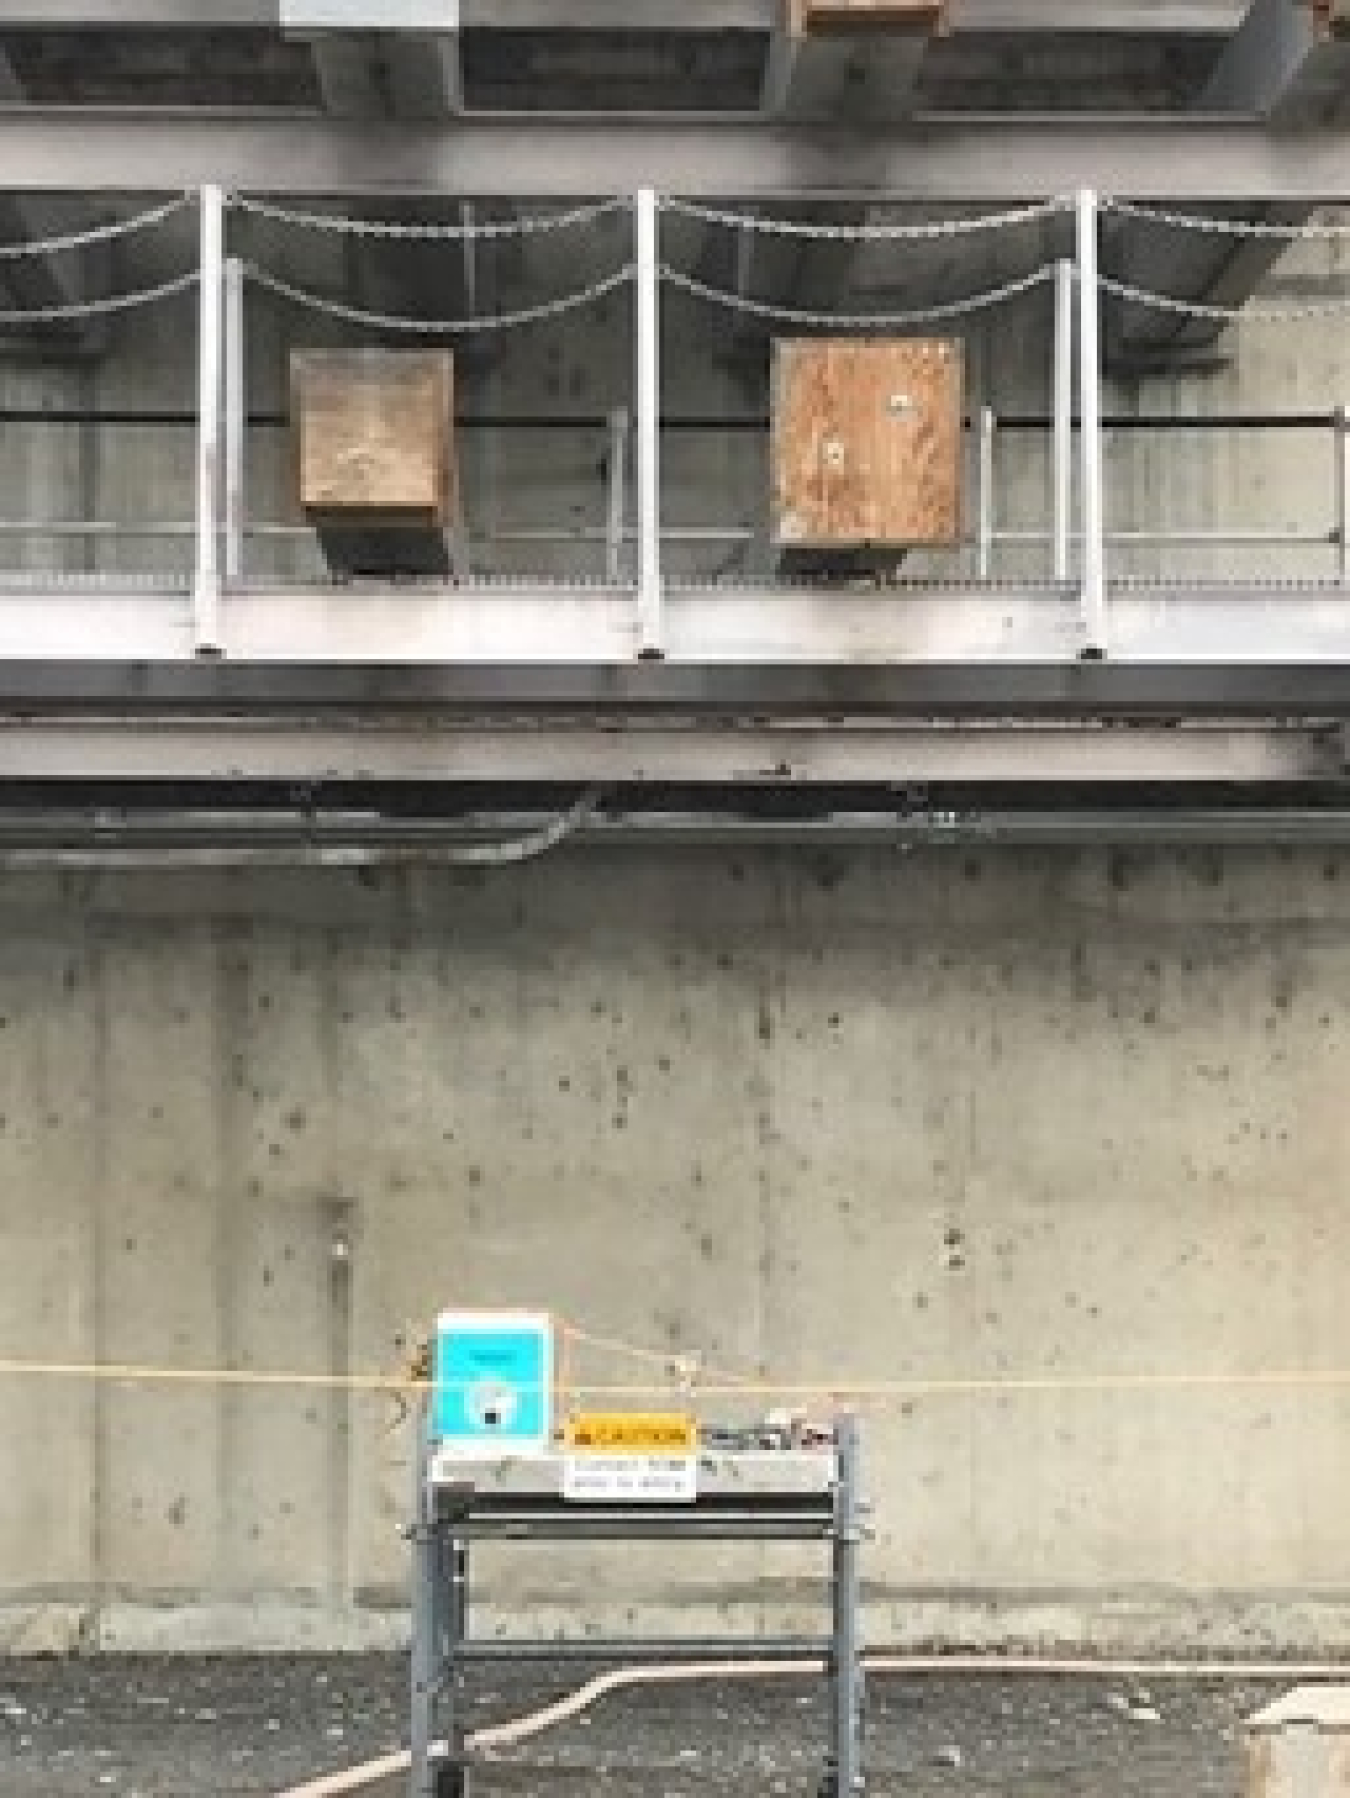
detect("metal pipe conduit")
[448,1637,833,1663]
[0,523,1334,547]
[0,409,1336,432]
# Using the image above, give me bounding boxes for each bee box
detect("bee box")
[292,348,457,577]
[293,348,454,521]
[790,0,947,34]
[771,337,964,562]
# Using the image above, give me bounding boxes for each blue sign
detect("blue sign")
[431,1311,553,1454]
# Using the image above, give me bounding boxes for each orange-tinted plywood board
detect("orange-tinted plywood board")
[292,349,455,524]
[772,337,964,551]
[790,0,947,36]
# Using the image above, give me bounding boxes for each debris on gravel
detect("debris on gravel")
[0,1653,1291,1797]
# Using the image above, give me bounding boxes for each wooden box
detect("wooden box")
[292,348,456,577]
[771,337,963,563]
[790,0,947,36]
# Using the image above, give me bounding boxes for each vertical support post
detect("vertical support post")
[1053,256,1074,586]
[976,406,996,581]
[459,203,479,322]
[635,187,663,657]
[409,1415,438,1798]
[1076,187,1107,656]
[194,183,225,656]
[1335,406,1349,587]
[606,406,630,585]
[223,255,246,587]
[829,1412,864,1797]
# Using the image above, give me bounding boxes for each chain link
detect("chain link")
[246,262,633,334]
[662,262,1055,329]
[0,269,199,326]
[231,195,630,242]
[1104,197,1350,243]
[661,195,1071,241]
[1101,273,1350,325]
[0,194,192,262]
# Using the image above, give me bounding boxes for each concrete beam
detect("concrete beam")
[0,51,101,333]
[0,583,1349,668]
[0,0,771,24]
[6,652,1350,718]
[305,28,462,119]
[386,34,462,116]
[0,719,1334,785]
[0,0,1245,29]
[308,34,384,115]
[763,0,936,122]
[1108,1,1347,359]
[1106,202,1307,361]
[10,115,1350,199]
[1201,0,1350,120]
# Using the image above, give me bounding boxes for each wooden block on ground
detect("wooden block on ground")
[771,336,963,571]
[1246,1687,1350,1798]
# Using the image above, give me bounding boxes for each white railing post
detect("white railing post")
[1335,406,1349,587]
[194,183,225,655]
[1076,187,1106,655]
[606,405,630,586]
[976,405,996,581]
[1053,255,1074,585]
[223,254,246,587]
[635,187,662,657]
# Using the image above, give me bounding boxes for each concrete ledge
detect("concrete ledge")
[0,1605,95,1656]
[7,1593,1350,1657]
[0,1603,408,1655]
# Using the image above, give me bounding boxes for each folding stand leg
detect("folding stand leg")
[410,1426,440,1798]
[826,1412,864,1796]
[437,1538,468,1798]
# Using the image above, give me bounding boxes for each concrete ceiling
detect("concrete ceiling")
[0,2,1342,358]
[0,20,1239,114]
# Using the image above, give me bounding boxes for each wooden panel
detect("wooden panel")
[790,0,947,36]
[292,349,455,524]
[772,337,963,552]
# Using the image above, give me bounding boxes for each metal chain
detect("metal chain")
[0,194,192,262]
[661,195,1071,241]
[661,262,1055,328]
[1101,273,1350,324]
[0,269,199,326]
[1104,196,1350,243]
[231,195,630,241]
[246,262,634,334]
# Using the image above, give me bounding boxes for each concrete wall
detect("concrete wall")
[3,849,1350,1653]
[3,222,1350,1653]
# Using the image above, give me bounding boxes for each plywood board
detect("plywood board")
[790,0,946,36]
[772,337,963,552]
[292,349,455,524]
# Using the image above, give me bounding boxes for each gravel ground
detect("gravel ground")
[0,1653,1294,1797]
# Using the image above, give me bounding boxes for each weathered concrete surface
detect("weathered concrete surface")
[2,849,1350,1649]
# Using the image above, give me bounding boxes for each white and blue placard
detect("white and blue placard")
[431,1310,553,1456]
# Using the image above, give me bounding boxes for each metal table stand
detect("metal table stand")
[409,1413,866,1796]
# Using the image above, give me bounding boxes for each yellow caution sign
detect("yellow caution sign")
[565,1411,698,1454]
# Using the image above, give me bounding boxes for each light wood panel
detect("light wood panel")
[772,337,964,552]
[292,349,455,525]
